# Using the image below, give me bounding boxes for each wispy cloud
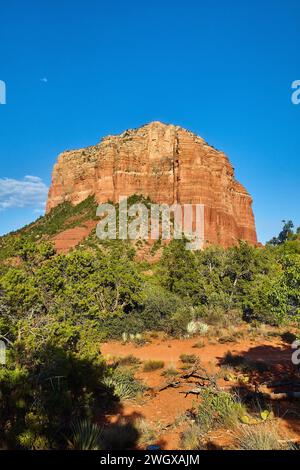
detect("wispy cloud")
[0,176,48,213]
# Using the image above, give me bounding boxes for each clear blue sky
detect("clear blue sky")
[0,0,299,241]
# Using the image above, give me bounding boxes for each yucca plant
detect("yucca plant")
[103,369,145,400]
[103,376,136,400]
[68,418,102,450]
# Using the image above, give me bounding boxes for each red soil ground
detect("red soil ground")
[51,220,97,253]
[101,332,300,449]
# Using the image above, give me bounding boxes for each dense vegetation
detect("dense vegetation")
[0,200,299,449]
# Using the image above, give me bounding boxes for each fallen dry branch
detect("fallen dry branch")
[156,360,219,396]
[158,381,181,392]
[180,360,218,385]
[179,388,202,398]
[181,385,227,398]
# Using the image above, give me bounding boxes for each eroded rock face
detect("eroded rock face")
[46,121,257,247]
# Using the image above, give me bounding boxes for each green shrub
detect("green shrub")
[196,389,247,431]
[200,306,243,328]
[140,286,183,331]
[102,313,145,339]
[166,306,195,337]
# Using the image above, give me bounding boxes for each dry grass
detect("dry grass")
[192,340,205,349]
[180,425,204,450]
[114,355,142,367]
[143,360,165,372]
[235,423,294,450]
[179,354,198,364]
[135,418,157,447]
[161,365,179,377]
[218,329,247,344]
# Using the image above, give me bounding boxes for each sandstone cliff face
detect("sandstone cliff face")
[46,122,257,247]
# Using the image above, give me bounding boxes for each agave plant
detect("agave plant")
[68,418,102,450]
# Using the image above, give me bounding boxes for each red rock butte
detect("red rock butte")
[46,121,257,247]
